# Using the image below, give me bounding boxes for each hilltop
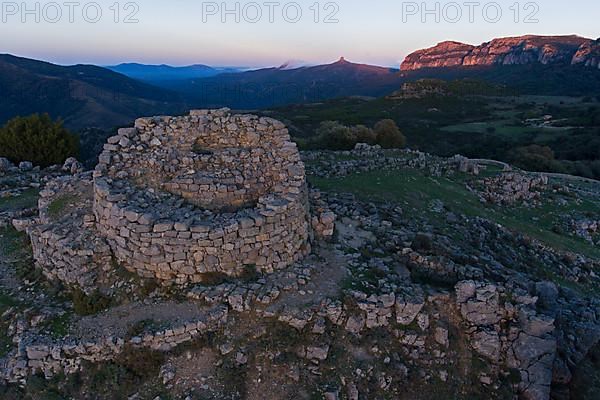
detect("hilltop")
[1,134,599,399]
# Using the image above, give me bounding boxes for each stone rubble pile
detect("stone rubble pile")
[570,218,600,244]
[303,144,481,179]
[186,261,316,311]
[455,281,557,400]
[476,172,548,205]
[1,157,83,229]
[26,173,112,291]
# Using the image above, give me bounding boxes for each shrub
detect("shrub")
[115,346,165,379]
[309,120,406,150]
[86,347,166,398]
[508,145,565,173]
[315,121,356,150]
[350,124,377,145]
[71,288,111,316]
[0,114,79,167]
[240,263,261,282]
[374,119,406,149]
[411,233,433,252]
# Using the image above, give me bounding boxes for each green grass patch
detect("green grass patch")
[310,169,600,262]
[47,194,79,219]
[0,292,19,357]
[0,188,39,213]
[45,312,72,339]
[0,226,41,283]
[0,225,29,257]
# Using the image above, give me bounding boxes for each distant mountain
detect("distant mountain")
[157,57,403,108]
[396,35,600,96]
[401,35,598,71]
[278,60,313,70]
[106,63,242,82]
[0,54,187,130]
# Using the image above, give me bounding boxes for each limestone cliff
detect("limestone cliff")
[572,38,600,69]
[401,35,597,71]
[400,41,475,71]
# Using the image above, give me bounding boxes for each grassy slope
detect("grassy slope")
[0,188,39,213]
[310,168,600,260]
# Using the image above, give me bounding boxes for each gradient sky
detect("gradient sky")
[1,0,599,68]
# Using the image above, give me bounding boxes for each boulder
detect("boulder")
[0,157,15,172]
[62,157,84,174]
[395,285,425,325]
[19,161,33,171]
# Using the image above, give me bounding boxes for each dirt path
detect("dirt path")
[267,244,349,312]
[73,301,218,340]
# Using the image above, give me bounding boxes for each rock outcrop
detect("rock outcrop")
[571,39,600,69]
[400,41,475,71]
[401,35,595,71]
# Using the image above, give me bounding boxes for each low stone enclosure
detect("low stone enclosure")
[26,109,335,288]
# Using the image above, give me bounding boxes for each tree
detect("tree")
[350,125,376,145]
[0,114,79,167]
[315,121,355,150]
[374,119,406,149]
[508,145,565,173]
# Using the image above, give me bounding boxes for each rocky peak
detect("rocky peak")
[572,38,600,69]
[401,41,475,71]
[401,35,595,71]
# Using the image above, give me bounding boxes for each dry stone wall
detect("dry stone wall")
[93,109,312,284]
[1,306,228,383]
[27,174,112,290]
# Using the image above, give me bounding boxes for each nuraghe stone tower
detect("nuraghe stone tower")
[28,110,331,289]
[94,109,312,283]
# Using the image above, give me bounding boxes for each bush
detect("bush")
[374,119,406,149]
[309,119,406,150]
[411,233,433,252]
[508,145,565,173]
[71,288,111,316]
[315,121,356,150]
[350,124,377,145]
[115,346,165,379]
[0,114,79,167]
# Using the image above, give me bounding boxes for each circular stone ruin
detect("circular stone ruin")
[93,109,311,284]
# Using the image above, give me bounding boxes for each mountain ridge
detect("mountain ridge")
[155,57,403,108]
[401,34,600,71]
[0,54,187,130]
[106,63,242,81]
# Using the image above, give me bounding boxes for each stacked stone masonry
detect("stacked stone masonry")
[1,306,228,383]
[27,174,113,291]
[93,109,313,284]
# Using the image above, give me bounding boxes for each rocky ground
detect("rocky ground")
[0,148,599,400]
